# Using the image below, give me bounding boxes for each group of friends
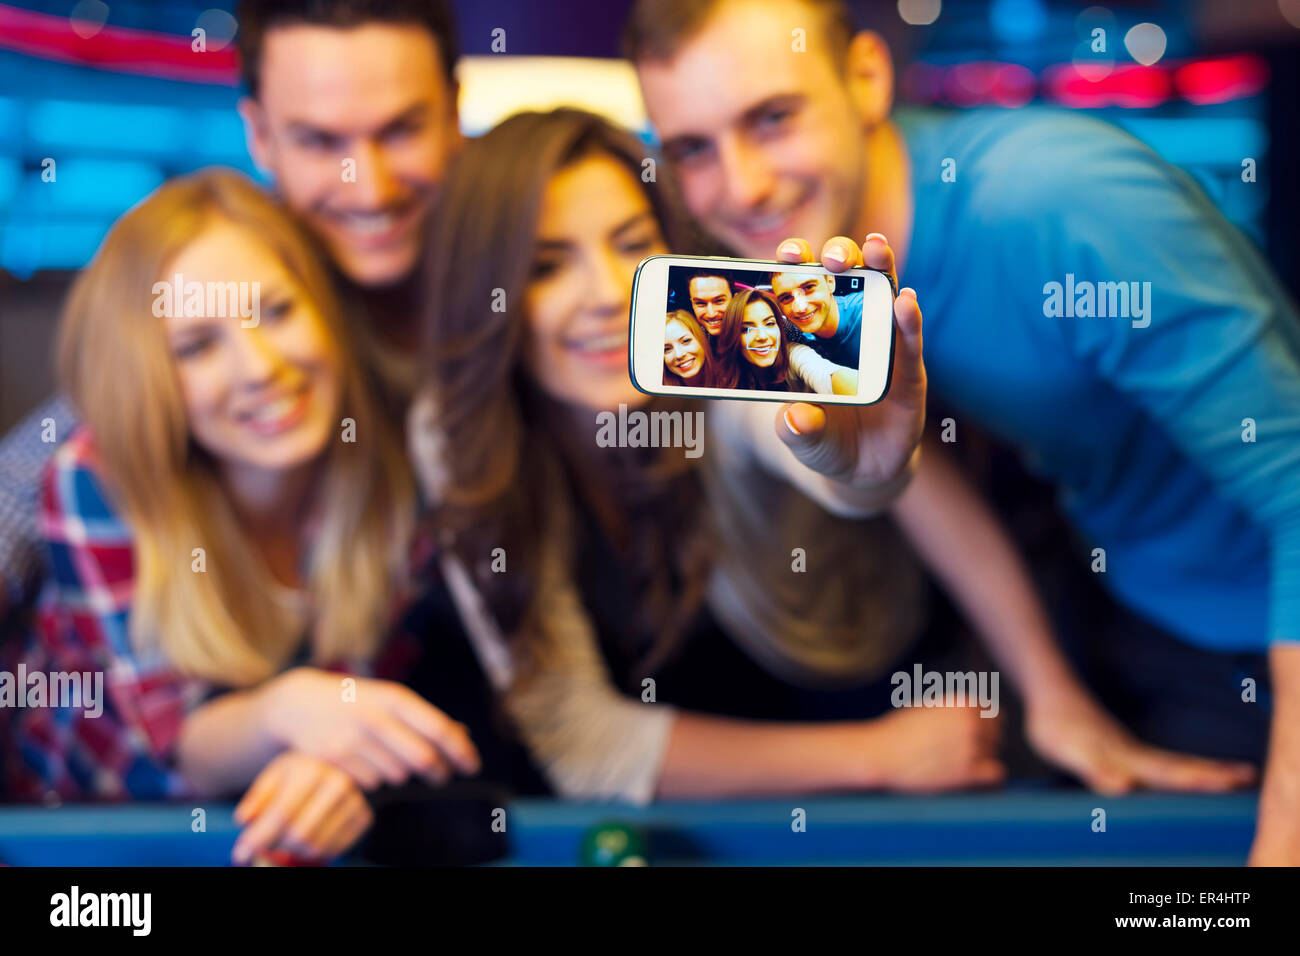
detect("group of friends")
[663,270,863,394]
[0,0,1297,867]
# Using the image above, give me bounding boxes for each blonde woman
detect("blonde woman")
[6,170,478,863]
[662,310,716,387]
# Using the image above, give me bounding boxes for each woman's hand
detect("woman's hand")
[1025,692,1257,794]
[259,668,481,790]
[231,752,374,865]
[862,705,1006,792]
[772,234,925,487]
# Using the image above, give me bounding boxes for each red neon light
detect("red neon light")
[906,54,1266,109]
[991,63,1036,108]
[0,3,238,85]
[1175,55,1269,105]
[939,61,1037,108]
[1044,63,1173,108]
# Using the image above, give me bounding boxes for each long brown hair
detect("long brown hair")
[58,169,414,685]
[718,287,795,390]
[418,108,710,681]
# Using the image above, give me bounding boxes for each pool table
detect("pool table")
[0,790,1257,866]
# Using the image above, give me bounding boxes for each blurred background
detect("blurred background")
[1,0,1298,431]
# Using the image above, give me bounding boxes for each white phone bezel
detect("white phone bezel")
[629,254,895,406]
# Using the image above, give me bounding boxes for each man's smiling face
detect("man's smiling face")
[771,271,834,335]
[689,274,732,335]
[240,23,460,287]
[636,0,867,258]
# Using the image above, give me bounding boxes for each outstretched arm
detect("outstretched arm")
[494,539,1001,802]
[786,344,860,396]
[892,438,1256,793]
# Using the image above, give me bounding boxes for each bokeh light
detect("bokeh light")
[898,0,942,27]
[69,0,109,40]
[195,9,239,52]
[1125,23,1168,66]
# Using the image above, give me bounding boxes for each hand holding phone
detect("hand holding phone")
[772,234,927,487]
[629,234,926,488]
[631,251,894,405]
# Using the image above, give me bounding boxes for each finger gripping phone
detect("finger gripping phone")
[629,255,895,405]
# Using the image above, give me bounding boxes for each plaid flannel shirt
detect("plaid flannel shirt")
[0,394,79,612]
[5,427,424,802]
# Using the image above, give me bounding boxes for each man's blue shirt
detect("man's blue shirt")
[795,291,863,369]
[898,106,1300,651]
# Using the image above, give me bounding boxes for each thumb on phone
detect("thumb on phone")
[774,402,861,481]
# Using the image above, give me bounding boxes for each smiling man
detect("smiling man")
[634,0,880,254]
[237,0,462,349]
[770,271,860,367]
[686,273,732,336]
[237,5,459,289]
[627,0,1300,864]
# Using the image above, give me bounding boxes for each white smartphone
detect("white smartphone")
[629,255,895,405]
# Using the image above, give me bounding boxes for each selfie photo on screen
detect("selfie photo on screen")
[664,266,864,395]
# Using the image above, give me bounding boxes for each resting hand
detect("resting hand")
[260,667,480,790]
[231,752,374,865]
[864,705,1005,792]
[1026,693,1256,795]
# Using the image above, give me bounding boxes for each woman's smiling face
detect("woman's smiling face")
[162,219,342,477]
[741,300,781,367]
[522,153,667,411]
[664,316,705,379]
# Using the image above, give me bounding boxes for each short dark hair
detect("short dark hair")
[236,0,459,97]
[623,0,854,67]
[688,272,731,292]
[770,269,831,289]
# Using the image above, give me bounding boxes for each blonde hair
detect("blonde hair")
[58,168,414,686]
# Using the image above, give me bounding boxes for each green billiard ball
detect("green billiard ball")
[579,822,648,867]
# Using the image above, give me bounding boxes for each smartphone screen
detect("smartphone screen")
[629,255,895,405]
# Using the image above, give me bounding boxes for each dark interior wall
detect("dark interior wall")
[0,276,68,433]
[453,0,634,57]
